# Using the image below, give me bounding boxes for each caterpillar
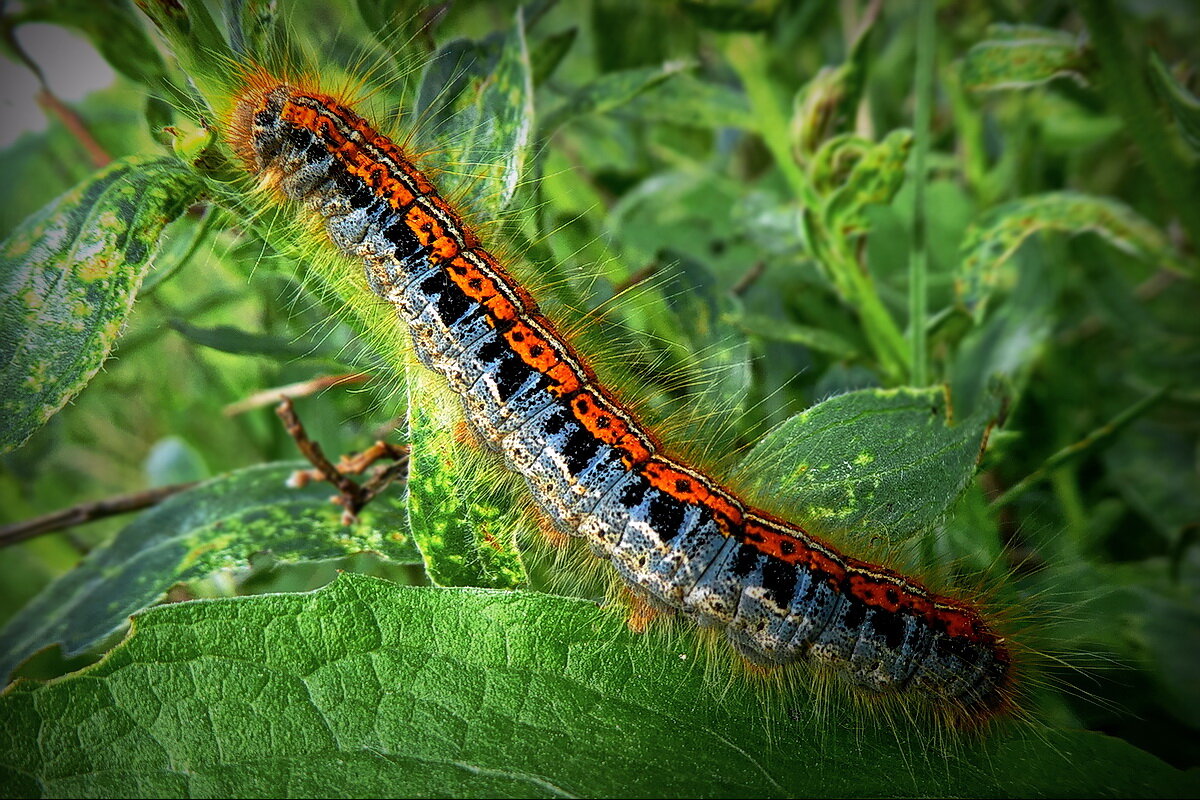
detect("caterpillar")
[226,74,1013,724]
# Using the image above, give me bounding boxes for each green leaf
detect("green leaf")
[461,10,536,216]
[949,240,1055,415]
[0,462,418,684]
[226,0,281,59]
[166,318,334,361]
[529,25,577,86]
[414,10,535,215]
[1126,585,1200,730]
[0,155,203,454]
[961,24,1090,91]
[541,60,692,132]
[132,0,231,102]
[1104,419,1200,542]
[732,386,998,547]
[992,387,1167,509]
[656,249,752,452]
[956,191,1187,319]
[0,572,1195,798]
[623,72,756,130]
[404,368,528,590]
[1148,51,1200,153]
[734,312,859,359]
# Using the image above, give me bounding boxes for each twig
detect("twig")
[287,440,410,488]
[730,261,767,297]
[611,260,661,295]
[276,397,409,523]
[338,440,411,475]
[1,26,111,168]
[358,458,411,508]
[0,482,199,549]
[225,373,371,416]
[36,89,110,167]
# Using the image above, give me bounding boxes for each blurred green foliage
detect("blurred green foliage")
[0,0,1197,795]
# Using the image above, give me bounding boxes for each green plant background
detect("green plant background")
[1,0,1198,796]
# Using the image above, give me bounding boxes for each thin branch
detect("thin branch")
[1,24,110,167]
[276,397,409,523]
[0,398,407,547]
[0,482,199,549]
[611,260,661,295]
[225,373,371,416]
[36,89,110,167]
[276,397,361,497]
[730,261,767,297]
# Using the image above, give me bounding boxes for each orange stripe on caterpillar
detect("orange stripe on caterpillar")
[227,75,1014,723]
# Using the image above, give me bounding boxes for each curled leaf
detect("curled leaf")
[957,191,1187,319]
[962,24,1090,91]
[0,572,1193,798]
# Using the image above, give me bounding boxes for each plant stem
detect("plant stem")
[724,33,816,208]
[908,0,935,386]
[726,32,911,381]
[840,248,911,379]
[991,386,1168,508]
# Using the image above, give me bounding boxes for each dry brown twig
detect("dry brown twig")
[0,482,199,549]
[224,373,371,416]
[275,397,410,524]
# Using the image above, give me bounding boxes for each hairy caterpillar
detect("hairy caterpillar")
[226,73,1013,724]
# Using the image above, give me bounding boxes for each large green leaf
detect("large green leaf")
[733,386,997,547]
[0,462,418,684]
[956,191,1187,320]
[0,155,202,453]
[0,572,1194,798]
